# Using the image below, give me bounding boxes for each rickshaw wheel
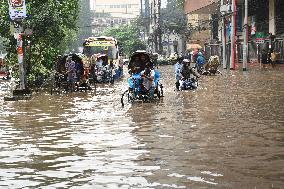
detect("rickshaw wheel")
[128,91,135,103]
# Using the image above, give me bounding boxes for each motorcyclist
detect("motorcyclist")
[179,59,199,90]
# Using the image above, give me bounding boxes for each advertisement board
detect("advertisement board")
[8,0,27,20]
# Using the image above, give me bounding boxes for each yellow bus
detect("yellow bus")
[83,36,123,80]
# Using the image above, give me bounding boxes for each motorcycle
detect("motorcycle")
[179,77,198,91]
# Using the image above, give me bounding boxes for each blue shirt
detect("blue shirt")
[196,56,205,65]
[174,62,181,80]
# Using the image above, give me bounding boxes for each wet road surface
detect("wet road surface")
[0,65,283,189]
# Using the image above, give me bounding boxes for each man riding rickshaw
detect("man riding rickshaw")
[121,50,163,106]
[203,55,221,75]
[51,53,91,94]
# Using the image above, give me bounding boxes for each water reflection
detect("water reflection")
[0,65,283,188]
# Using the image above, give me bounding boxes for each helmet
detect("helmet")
[182,59,190,63]
[198,52,203,56]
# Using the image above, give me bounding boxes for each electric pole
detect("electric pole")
[243,0,248,71]
[221,0,227,69]
[230,0,236,70]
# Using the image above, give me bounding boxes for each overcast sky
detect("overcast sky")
[161,0,167,8]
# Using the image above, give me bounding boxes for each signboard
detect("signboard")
[8,0,27,20]
[255,39,265,44]
[255,32,266,44]
[84,40,116,47]
[255,32,266,39]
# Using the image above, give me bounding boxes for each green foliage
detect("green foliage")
[103,20,147,56]
[0,0,79,83]
[176,0,185,9]
[161,0,187,35]
[74,0,94,52]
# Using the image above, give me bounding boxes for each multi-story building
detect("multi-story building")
[90,0,141,35]
[184,0,219,50]
[91,0,140,18]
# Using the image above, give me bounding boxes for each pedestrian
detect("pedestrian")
[196,52,205,74]
[174,56,182,90]
[65,56,76,91]
[270,50,278,68]
[261,49,268,68]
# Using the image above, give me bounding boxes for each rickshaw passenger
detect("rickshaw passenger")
[141,62,155,95]
[102,57,108,67]
[75,60,83,81]
[140,54,151,72]
[128,67,142,93]
[128,56,141,74]
[96,58,103,68]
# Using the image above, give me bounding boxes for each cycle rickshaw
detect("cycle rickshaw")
[121,51,164,107]
[51,53,91,94]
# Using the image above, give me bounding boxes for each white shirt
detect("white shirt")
[141,69,155,90]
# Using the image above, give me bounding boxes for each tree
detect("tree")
[0,0,79,82]
[103,20,147,57]
[73,0,94,52]
[161,0,188,35]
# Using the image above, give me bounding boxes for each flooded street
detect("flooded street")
[0,65,283,189]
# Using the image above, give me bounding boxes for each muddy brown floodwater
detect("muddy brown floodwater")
[0,65,283,189]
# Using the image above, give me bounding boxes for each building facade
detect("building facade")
[91,0,140,18]
[184,0,219,51]
[185,0,284,64]
[90,0,141,35]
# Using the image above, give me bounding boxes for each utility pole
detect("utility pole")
[157,0,162,54]
[140,0,143,17]
[243,0,248,71]
[221,0,227,69]
[230,0,236,70]
[8,0,27,90]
